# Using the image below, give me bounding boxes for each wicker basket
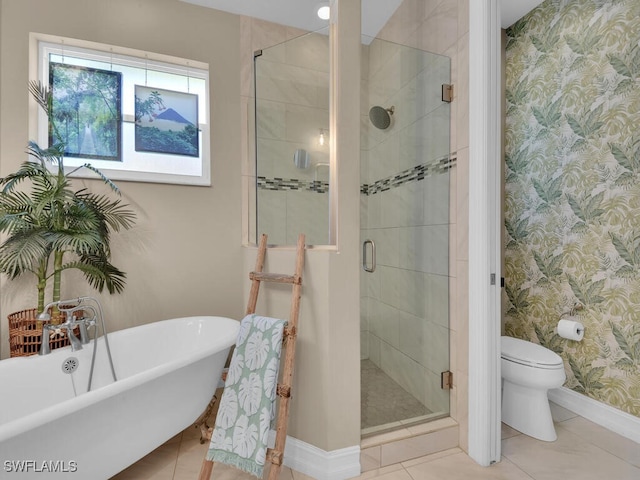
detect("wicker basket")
[8,308,81,357]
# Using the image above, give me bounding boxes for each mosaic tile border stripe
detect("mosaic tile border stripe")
[361,155,456,196]
[257,176,329,194]
[257,155,456,195]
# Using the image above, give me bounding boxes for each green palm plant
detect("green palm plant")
[0,81,135,314]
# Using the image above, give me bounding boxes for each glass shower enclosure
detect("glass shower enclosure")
[360,37,452,435]
[253,32,452,436]
[253,31,331,246]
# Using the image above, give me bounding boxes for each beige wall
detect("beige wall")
[455,0,470,453]
[240,0,362,453]
[0,0,245,357]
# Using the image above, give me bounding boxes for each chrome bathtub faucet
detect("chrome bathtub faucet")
[36,299,97,355]
[63,305,98,345]
[38,317,84,354]
[39,322,83,354]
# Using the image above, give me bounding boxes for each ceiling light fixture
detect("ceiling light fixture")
[317,5,330,20]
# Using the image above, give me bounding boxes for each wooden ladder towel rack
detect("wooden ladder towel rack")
[198,233,305,480]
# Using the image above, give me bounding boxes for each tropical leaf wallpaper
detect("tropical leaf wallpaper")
[504,0,640,418]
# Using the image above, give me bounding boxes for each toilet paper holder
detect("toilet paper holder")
[557,303,585,341]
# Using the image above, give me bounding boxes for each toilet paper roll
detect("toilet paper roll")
[557,318,584,341]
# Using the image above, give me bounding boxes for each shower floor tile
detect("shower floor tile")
[361,359,431,431]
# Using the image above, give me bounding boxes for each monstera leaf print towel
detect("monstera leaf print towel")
[207,314,287,477]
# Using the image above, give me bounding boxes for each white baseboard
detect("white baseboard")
[269,431,361,480]
[548,387,640,444]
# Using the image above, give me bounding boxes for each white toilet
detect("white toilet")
[501,336,566,441]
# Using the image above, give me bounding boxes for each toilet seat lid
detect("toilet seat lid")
[501,336,563,368]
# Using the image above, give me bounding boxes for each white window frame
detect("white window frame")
[33,35,211,186]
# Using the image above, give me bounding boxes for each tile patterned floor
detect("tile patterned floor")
[112,403,640,479]
[361,360,431,430]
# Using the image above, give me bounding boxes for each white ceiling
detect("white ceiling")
[179,0,403,39]
[180,0,544,37]
[501,0,544,28]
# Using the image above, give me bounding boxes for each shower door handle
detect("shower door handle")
[363,239,376,273]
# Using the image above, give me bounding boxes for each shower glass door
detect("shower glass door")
[360,37,452,435]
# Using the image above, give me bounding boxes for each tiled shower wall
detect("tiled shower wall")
[370,0,470,450]
[360,37,452,416]
[254,32,331,246]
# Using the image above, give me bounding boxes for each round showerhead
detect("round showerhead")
[369,105,395,130]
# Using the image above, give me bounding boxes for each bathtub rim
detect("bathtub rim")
[0,315,239,443]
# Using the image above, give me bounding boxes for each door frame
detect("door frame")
[467,0,502,466]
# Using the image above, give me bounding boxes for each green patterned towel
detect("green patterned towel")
[206,314,287,478]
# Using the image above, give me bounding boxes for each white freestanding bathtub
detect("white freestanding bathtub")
[0,316,239,479]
